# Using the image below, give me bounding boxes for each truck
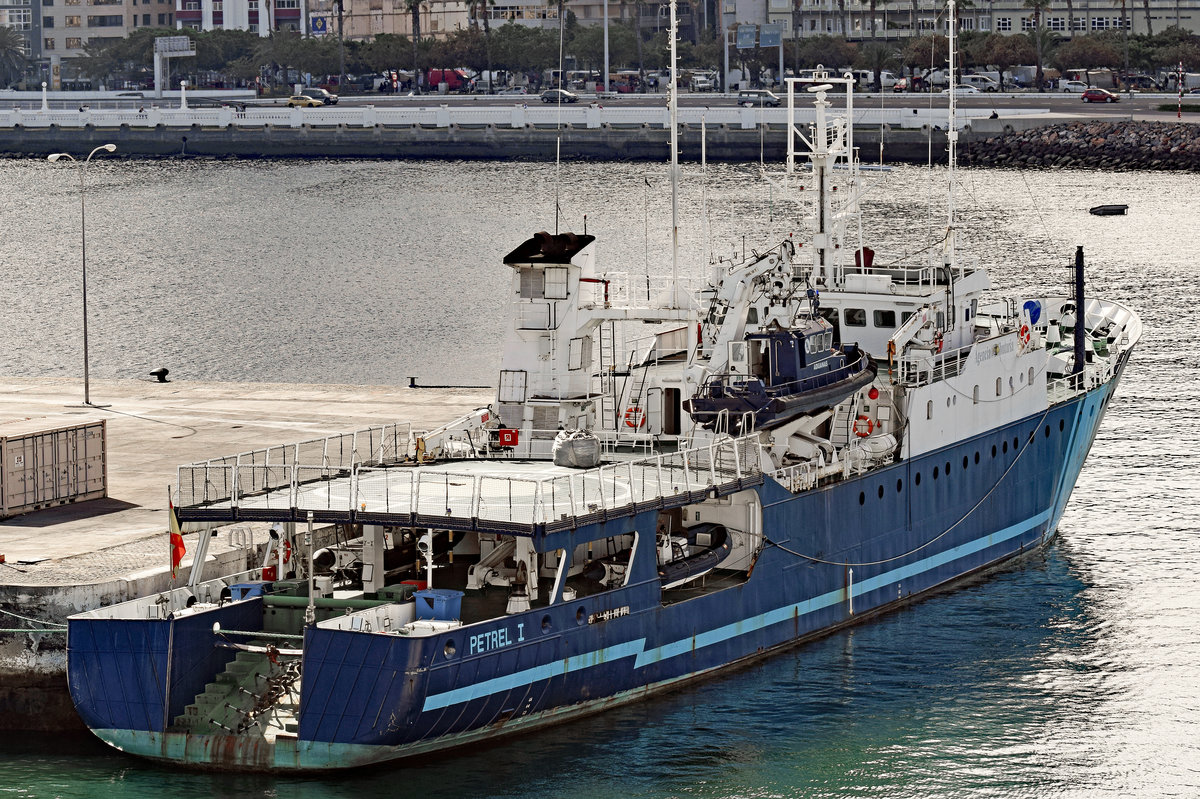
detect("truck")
[426,68,470,93]
[1159,71,1200,91]
[849,69,898,91]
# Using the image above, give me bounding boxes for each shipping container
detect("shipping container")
[0,419,107,519]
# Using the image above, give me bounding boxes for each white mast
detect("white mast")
[946,0,957,268]
[669,0,680,302]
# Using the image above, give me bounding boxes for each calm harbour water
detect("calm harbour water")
[1,158,1197,798]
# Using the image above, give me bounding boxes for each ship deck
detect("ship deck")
[176,437,767,534]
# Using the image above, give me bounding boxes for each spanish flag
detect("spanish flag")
[169,499,186,580]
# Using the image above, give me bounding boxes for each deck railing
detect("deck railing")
[0,103,1047,133]
[176,433,765,526]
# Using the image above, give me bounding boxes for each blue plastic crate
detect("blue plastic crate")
[413,589,463,621]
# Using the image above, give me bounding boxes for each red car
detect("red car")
[1081,88,1119,103]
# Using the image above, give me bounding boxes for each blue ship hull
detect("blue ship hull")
[66,361,1125,770]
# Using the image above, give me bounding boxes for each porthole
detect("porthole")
[915,472,922,486]
[878,485,885,499]
[945,461,951,475]
[962,455,969,469]
[859,491,866,505]
[444,640,457,658]
[933,466,940,479]
[946,396,951,408]
[896,479,903,493]
[991,444,997,457]
[974,452,980,464]
[1003,440,1009,454]
[1013,437,1019,449]
[1059,419,1065,431]
[542,615,553,633]
[1044,425,1050,438]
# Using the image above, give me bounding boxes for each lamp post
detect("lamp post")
[47,143,116,408]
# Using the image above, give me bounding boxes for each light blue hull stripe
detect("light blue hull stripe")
[423,639,648,711]
[423,509,1050,712]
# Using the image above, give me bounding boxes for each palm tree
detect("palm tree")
[407,0,422,86]
[1023,0,1050,91]
[473,0,496,91]
[0,26,27,87]
[1142,0,1153,36]
[867,0,890,37]
[858,40,898,89]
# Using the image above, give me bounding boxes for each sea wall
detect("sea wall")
[0,121,950,163]
[963,120,1200,170]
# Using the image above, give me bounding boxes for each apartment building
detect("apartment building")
[762,0,1198,39]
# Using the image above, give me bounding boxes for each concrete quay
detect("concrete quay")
[0,375,491,730]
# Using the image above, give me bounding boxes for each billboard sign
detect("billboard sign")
[736,24,757,49]
[759,24,782,47]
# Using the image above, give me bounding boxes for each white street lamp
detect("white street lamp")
[47,143,116,408]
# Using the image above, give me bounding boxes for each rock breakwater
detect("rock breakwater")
[966,120,1200,170]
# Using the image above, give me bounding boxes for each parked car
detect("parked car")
[1060,80,1089,93]
[287,95,324,107]
[300,87,338,105]
[1081,88,1119,103]
[540,88,579,104]
[737,89,781,107]
[960,74,999,92]
[940,84,981,95]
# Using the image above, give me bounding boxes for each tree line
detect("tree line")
[1,15,1198,92]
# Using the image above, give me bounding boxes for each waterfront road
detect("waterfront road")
[15,90,1192,123]
[332,90,1190,121]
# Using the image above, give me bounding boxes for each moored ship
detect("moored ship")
[65,38,1141,771]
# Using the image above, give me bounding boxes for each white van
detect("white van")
[961,74,1000,92]
[850,69,898,91]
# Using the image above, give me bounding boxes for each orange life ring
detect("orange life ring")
[1019,324,1031,347]
[853,415,874,438]
[624,407,646,429]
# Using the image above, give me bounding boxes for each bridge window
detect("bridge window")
[544,266,568,300]
[519,267,544,299]
[873,309,895,328]
[996,377,1003,397]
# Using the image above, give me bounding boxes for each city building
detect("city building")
[305,0,470,41]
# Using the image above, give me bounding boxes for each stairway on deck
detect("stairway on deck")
[171,648,300,739]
